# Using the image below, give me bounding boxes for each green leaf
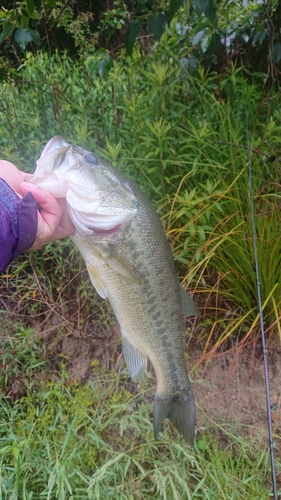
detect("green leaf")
[252,30,268,46]
[0,22,15,44]
[85,57,98,78]
[21,14,30,29]
[98,55,113,79]
[14,28,40,49]
[191,0,217,21]
[45,0,56,6]
[167,0,185,23]
[179,55,199,74]
[26,0,35,15]
[96,48,107,57]
[148,13,167,41]
[125,19,141,57]
[192,29,205,46]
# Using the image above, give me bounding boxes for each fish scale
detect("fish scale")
[29,135,199,444]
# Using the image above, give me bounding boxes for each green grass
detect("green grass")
[0,340,276,499]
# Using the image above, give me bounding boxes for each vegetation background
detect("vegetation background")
[0,0,281,498]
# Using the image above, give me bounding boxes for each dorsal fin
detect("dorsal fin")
[180,286,199,317]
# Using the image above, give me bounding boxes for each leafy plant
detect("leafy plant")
[1,44,281,337]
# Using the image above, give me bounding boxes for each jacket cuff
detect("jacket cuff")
[0,179,38,270]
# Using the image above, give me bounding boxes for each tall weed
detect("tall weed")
[1,47,281,341]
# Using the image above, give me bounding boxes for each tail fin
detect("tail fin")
[154,385,196,445]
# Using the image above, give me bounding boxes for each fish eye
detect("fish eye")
[84,154,99,166]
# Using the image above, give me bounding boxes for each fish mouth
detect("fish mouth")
[29,136,72,181]
[28,137,72,194]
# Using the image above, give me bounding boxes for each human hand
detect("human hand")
[20,182,75,249]
[0,160,75,249]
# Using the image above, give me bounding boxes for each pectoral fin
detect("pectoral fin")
[98,245,146,285]
[86,262,108,299]
[122,335,147,382]
[180,286,199,317]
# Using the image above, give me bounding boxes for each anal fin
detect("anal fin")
[122,335,147,382]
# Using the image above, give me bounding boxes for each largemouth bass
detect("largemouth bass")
[29,136,199,444]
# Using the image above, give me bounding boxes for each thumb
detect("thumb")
[21,182,63,246]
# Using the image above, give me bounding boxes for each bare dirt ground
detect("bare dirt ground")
[192,339,281,443]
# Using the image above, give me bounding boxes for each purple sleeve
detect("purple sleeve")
[0,179,38,272]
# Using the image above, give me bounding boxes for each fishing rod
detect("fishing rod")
[245,109,278,499]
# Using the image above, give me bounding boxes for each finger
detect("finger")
[54,198,75,239]
[43,199,75,242]
[21,182,75,246]
[21,182,63,237]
